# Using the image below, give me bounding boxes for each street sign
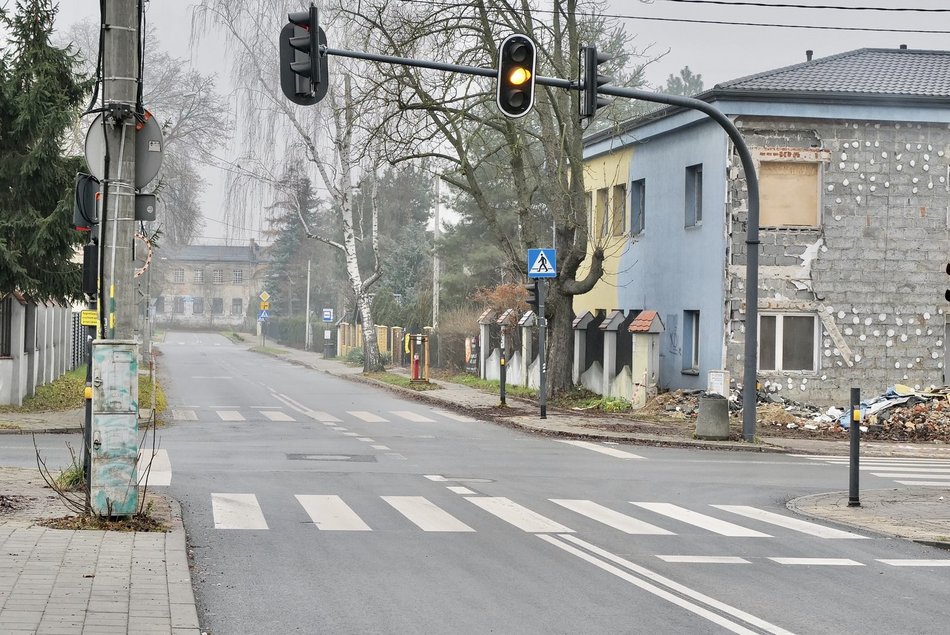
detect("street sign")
[528,248,557,278]
[258,309,270,322]
[260,301,270,310]
[322,308,334,323]
[80,310,98,327]
[259,291,271,302]
[84,110,164,188]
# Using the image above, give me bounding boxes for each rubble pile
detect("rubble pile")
[639,385,950,443]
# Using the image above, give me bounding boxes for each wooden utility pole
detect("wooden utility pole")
[101,0,139,339]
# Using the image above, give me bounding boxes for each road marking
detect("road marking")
[296,495,371,531]
[216,410,245,422]
[711,505,867,539]
[870,472,950,479]
[310,411,342,423]
[895,480,950,486]
[433,410,477,422]
[212,493,268,529]
[547,535,793,635]
[191,376,232,379]
[262,410,295,422]
[382,496,475,532]
[349,411,388,423]
[550,499,674,535]
[357,437,375,442]
[391,411,436,423]
[467,497,573,533]
[631,503,771,537]
[862,466,950,473]
[387,453,407,460]
[136,449,171,486]
[424,475,448,482]
[657,555,750,564]
[447,486,475,495]
[768,557,862,566]
[343,432,359,437]
[332,427,348,431]
[371,445,390,450]
[171,409,197,421]
[557,440,644,459]
[877,559,950,567]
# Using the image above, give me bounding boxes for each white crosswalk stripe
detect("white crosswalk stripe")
[551,499,674,535]
[171,409,197,421]
[216,410,245,421]
[308,411,342,423]
[710,505,867,539]
[212,493,268,529]
[466,497,574,533]
[261,410,295,422]
[793,454,950,486]
[348,410,388,423]
[296,495,371,531]
[391,411,436,423]
[557,440,645,460]
[631,503,771,537]
[136,449,172,486]
[382,496,474,532]
[433,410,477,423]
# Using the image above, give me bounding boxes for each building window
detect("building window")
[595,188,609,237]
[194,270,204,283]
[173,297,185,314]
[173,268,184,284]
[685,164,703,227]
[212,298,224,315]
[683,310,700,373]
[630,179,645,235]
[232,269,244,284]
[154,296,165,314]
[213,270,224,284]
[760,161,820,227]
[0,296,12,357]
[192,298,204,315]
[231,298,243,316]
[759,313,818,371]
[611,184,627,236]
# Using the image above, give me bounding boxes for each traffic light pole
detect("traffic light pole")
[317,45,760,440]
[538,280,547,419]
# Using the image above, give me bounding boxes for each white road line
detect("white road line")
[212,493,268,530]
[871,472,950,480]
[433,410,477,422]
[557,440,644,459]
[424,475,447,482]
[711,505,867,540]
[657,555,750,564]
[343,432,359,437]
[861,466,950,472]
[391,411,436,423]
[548,535,793,635]
[382,496,474,532]
[447,486,475,495]
[136,449,171,486]
[191,376,232,379]
[895,480,950,487]
[631,503,771,537]
[296,495,371,531]
[171,409,197,421]
[551,499,674,535]
[349,411,388,423]
[310,411,342,423]
[467,497,574,533]
[261,411,295,422]
[372,445,390,450]
[769,558,862,566]
[387,453,407,460]
[357,437,374,442]
[877,559,950,567]
[216,410,245,422]
[332,427,348,431]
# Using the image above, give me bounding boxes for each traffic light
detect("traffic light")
[579,45,611,121]
[524,281,539,314]
[279,5,328,106]
[945,263,950,302]
[72,172,100,230]
[497,34,536,118]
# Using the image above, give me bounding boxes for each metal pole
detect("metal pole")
[538,280,547,419]
[305,260,311,350]
[499,328,507,406]
[101,0,139,340]
[849,388,861,507]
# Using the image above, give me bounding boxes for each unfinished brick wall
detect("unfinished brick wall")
[726,117,950,406]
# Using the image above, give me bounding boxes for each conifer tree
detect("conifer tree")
[0,0,90,302]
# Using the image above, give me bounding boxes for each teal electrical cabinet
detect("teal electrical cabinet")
[90,340,138,516]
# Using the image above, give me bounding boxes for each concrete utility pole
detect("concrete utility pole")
[101,0,139,339]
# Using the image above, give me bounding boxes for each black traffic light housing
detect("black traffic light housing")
[280,5,328,106]
[580,45,611,121]
[72,172,100,230]
[945,263,950,302]
[497,34,536,119]
[524,280,539,314]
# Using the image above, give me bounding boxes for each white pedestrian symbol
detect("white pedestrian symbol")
[535,253,550,272]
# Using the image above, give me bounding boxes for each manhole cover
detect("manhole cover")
[287,454,376,462]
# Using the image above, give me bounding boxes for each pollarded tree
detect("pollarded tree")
[0,0,90,302]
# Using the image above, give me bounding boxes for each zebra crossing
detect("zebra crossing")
[793,454,950,487]
[169,406,477,425]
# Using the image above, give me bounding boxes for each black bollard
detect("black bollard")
[848,387,861,507]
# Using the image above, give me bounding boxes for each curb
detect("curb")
[0,427,83,435]
[165,495,202,633]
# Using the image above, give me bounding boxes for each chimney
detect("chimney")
[806,50,813,62]
[900,44,907,50]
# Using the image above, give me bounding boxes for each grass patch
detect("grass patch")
[250,346,287,355]
[441,373,537,399]
[223,331,246,343]
[138,372,167,415]
[552,388,632,413]
[0,365,87,413]
[365,372,442,391]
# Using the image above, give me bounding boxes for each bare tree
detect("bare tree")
[345,0,655,394]
[192,0,391,372]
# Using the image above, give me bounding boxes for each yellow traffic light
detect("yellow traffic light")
[509,67,531,86]
[496,34,536,118]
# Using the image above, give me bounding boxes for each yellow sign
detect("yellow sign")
[260,301,270,310]
[80,310,98,326]
[259,291,270,302]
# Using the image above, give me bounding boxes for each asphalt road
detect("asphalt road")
[5,330,947,634]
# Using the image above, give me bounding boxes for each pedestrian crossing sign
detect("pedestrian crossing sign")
[527,248,556,278]
[258,309,270,321]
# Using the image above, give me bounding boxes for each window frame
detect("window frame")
[685,163,703,228]
[212,297,224,315]
[759,160,822,228]
[192,297,204,315]
[758,312,819,372]
[611,183,627,236]
[193,270,204,284]
[172,268,185,284]
[212,269,224,285]
[683,310,700,373]
[630,178,645,235]
[231,298,243,316]
[232,269,244,284]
